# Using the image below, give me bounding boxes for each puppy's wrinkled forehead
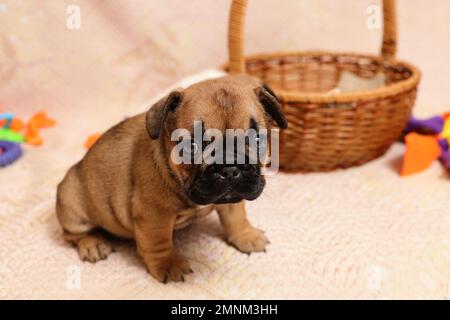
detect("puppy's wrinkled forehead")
[175,79,263,131]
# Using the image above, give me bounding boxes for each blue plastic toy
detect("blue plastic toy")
[0,112,14,128]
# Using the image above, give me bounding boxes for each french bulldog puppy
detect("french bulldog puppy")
[56,75,287,283]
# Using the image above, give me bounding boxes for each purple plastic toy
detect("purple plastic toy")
[0,141,22,167]
[405,116,444,135]
[439,150,450,170]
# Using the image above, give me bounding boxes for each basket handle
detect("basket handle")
[228,0,397,74]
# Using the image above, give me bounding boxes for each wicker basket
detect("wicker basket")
[224,0,421,172]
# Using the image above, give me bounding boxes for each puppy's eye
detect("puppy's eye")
[191,141,199,154]
[183,140,199,155]
[249,133,260,146]
[254,132,268,150]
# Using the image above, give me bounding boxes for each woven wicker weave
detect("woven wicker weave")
[225,0,421,172]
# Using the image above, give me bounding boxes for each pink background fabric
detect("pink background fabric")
[1,0,449,120]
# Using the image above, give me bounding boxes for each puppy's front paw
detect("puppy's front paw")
[146,252,192,283]
[228,227,269,254]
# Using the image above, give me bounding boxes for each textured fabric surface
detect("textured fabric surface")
[1,0,450,299]
[1,70,450,300]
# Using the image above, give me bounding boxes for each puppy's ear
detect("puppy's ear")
[146,90,183,139]
[255,84,288,129]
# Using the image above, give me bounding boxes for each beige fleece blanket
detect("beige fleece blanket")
[1,69,449,299]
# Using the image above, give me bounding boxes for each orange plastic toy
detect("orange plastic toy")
[25,111,56,146]
[84,133,102,149]
[401,133,441,176]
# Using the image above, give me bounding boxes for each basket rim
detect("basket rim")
[223,50,421,104]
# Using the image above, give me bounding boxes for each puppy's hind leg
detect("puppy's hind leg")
[56,171,113,263]
[57,200,114,263]
[64,230,114,263]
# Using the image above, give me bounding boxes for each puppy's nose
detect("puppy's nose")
[219,166,242,180]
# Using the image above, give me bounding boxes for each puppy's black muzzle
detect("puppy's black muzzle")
[187,164,265,205]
